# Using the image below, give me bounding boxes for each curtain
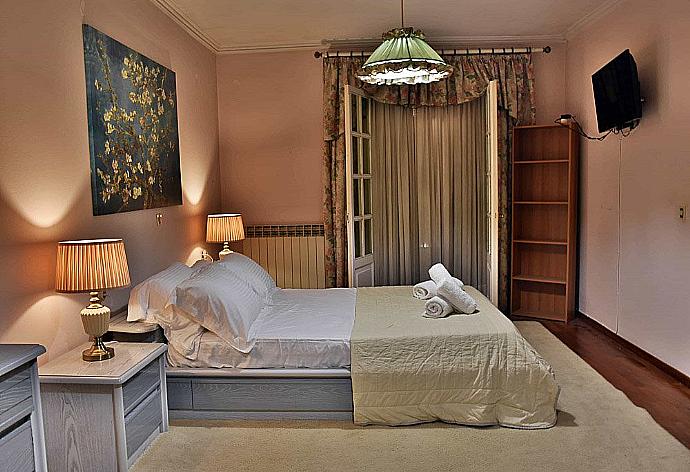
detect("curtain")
[323,54,534,310]
[372,97,488,292]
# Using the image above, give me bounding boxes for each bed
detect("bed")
[129,256,559,428]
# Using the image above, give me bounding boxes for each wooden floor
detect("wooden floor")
[539,315,690,448]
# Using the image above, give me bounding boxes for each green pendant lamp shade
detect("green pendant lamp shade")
[357,28,453,85]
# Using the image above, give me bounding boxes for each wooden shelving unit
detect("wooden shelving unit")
[510,124,579,322]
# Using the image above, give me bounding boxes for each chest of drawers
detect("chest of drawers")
[0,344,48,472]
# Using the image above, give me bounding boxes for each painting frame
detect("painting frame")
[82,24,182,216]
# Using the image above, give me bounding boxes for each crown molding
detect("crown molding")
[216,42,324,55]
[150,0,220,52]
[150,0,569,56]
[564,0,624,39]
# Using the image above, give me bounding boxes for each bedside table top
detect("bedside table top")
[108,311,161,334]
[39,342,166,385]
[0,344,45,376]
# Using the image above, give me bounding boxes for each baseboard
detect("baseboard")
[576,311,690,388]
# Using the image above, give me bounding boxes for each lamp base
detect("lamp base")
[80,292,115,362]
[219,241,234,260]
[82,337,115,361]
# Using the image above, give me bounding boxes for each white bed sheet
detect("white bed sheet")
[167,288,356,369]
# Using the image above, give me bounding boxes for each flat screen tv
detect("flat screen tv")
[591,49,642,133]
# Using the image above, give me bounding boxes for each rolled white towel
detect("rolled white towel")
[413,280,437,300]
[423,296,453,319]
[428,263,464,287]
[437,279,478,314]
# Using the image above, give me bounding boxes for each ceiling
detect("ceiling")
[151,0,619,53]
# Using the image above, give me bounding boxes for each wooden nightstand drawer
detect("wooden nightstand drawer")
[125,388,162,460]
[0,364,31,395]
[0,367,32,418]
[123,359,160,415]
[0,419,35,472]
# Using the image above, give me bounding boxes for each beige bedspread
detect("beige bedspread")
[351,286,559,428]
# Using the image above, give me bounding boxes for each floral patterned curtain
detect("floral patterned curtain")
[323,54,535,309]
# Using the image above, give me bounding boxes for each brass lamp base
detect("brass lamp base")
[80,291,115,362]
[82,338,115,361]
[218,241,234,260]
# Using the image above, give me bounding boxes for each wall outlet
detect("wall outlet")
[680,205,687,222]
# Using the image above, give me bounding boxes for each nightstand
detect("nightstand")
[39,342,168,471]
[106,311,165,343]
[0,344,48,472]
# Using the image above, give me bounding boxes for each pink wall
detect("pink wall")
[216,52,324,224]
[534,43,567,124]
[215,47,567,225]
[0,0,221,362]
[566,0,690,375]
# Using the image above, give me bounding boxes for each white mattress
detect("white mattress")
[167,288,356,369]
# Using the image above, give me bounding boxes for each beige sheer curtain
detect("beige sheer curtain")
[372,95,488,291]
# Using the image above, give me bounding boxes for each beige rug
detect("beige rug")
[133,322,690,472]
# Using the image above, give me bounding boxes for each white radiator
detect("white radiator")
[240,225,326,289]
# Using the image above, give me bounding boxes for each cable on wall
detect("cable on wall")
[554,114,611,141]
[554,114,639,141]
[615,133,623,333]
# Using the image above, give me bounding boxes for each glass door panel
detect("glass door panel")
[345,85,374,287]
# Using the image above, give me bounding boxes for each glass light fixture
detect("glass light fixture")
[357,1,452,85]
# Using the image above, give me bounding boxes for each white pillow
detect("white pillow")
[216,252,277,301]
[128,263,197,322]
[173,264,266,353]
[127,260,211,323]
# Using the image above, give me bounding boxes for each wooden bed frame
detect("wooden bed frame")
[166,367,354,420]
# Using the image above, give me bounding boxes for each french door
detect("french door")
[344,85,374,287]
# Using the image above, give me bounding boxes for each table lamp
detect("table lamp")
[206,213,245,260]
[55,239,130,361]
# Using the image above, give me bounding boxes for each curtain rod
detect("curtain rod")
[314,46,550,59]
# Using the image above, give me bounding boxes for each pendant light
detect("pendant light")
[357,0,453,85]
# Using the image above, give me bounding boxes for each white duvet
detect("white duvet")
[167,288,355,369]
[351,286,560,428]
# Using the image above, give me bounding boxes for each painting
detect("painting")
[82,25,182,216]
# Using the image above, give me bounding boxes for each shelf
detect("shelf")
[513,201,568,205]
[513,204,568,242]
[511,278,567,322]
[512,274,566,285]
[513,159,569,165]
[511,308,565,322]
[513,239,568,246]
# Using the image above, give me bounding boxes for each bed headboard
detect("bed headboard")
[240,224,326,289]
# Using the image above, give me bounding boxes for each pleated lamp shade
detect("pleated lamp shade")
[206,214,245,243]
[55,239,131,293]
[357,28,453,85]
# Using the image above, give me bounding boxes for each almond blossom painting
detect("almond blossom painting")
[83,25,182,215]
